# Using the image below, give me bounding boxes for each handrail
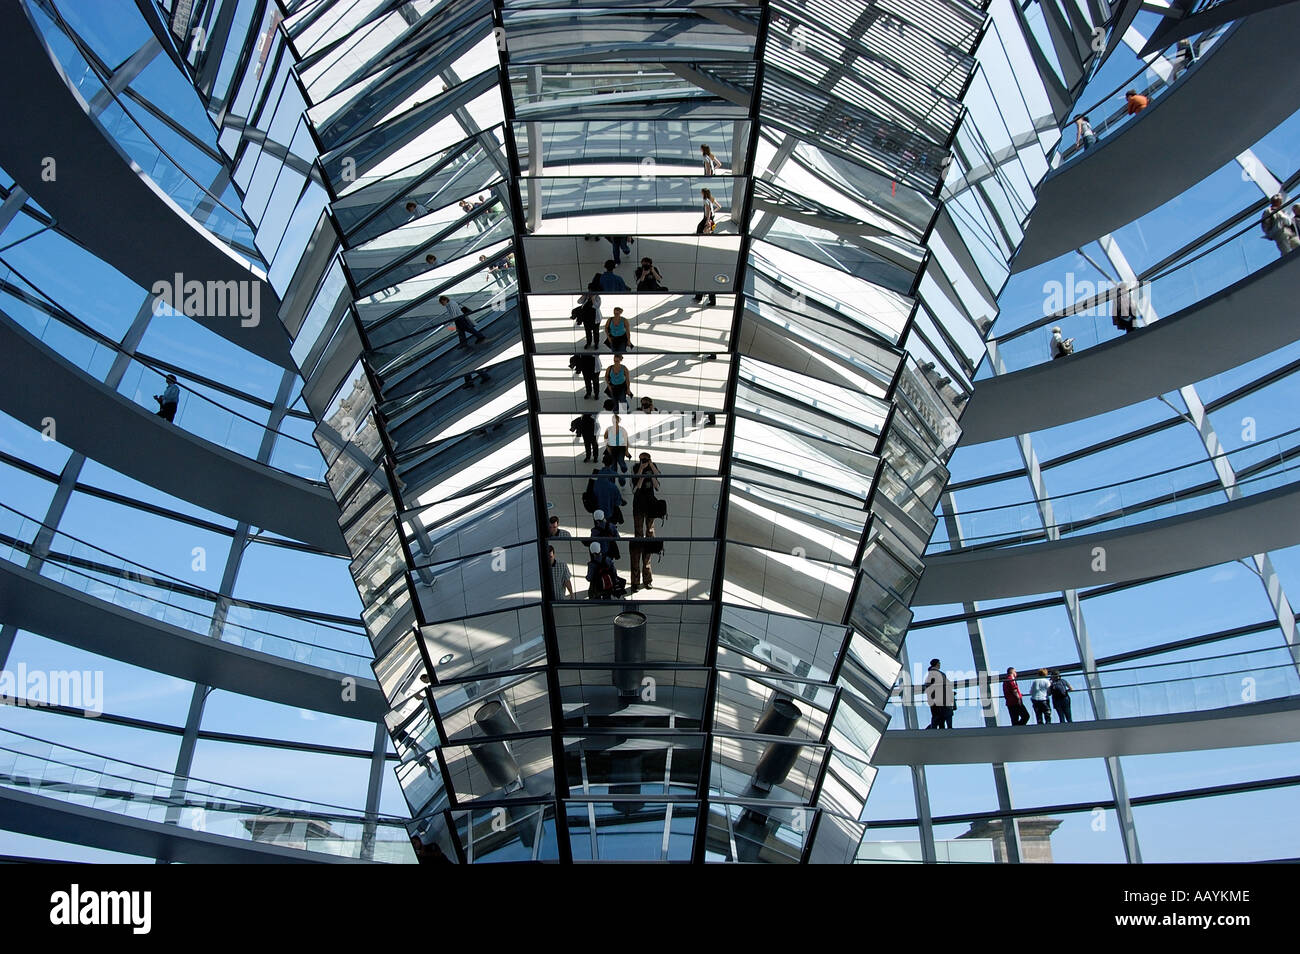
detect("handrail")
[0,499,372,672]
[0,259,322,457]
[40,0,257,237]
[934,423,1300,521]
[0,725,407,821]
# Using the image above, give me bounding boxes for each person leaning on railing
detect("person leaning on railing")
[1261,194,1300,256]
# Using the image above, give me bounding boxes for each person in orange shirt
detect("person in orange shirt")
[1124,89,1148,115]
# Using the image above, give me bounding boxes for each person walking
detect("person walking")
[573,352,601,401]
[1029,668,1052,724]
[701,144,722,176]
[440,295,485,345]
[576,291,601,349]
[591,464,625,524]
[1074,115,1097,151]
[154,373,180,423]
[1003,667,1030,726]
[923,659,955,729]
[605,354,632,410]
[605,307,632,352]
[549,545,575,599]
[696,188,722,235]
[1124,89,1148,115]
[599,260,629,292]
[1049,669,1073,723]
[572,411,599,462]
[629,452,662,593]
[608,236,632,265]
[1261,194,1300,256]
[604,412,632,474]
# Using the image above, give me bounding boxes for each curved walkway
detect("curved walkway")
[0,560,384,720]
[958,250,1300,445]
[914,478,1300,604]
[873,696,1300,764]
[0,787,370,863]
[0,2,290,367]
[0,315,345,554]
[1011,5,1300,273]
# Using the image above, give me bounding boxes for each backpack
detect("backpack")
[1050,678,1071,700]
[570,415,583,435]
[582,479,597,513]
[588,273,603,292]
[651,497,668,521]
[642,538,664,559]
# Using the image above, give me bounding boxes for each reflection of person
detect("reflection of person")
[604,412,631,473]
[599,260,629,292]
[697,188,722,234]
[608,235,632,265]
[440,295,485,345]
[701,144,721,176]
[549,545,575,598]
[635,258,665,292]
[547,516,571,539]
[154,373,180,423]
[605,354,631,408]
[605,307,632,352]
[629,452,661,593]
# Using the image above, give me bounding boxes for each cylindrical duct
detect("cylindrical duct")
[613,611,647,698]
[471,700,521,789]
[753,698,803,791]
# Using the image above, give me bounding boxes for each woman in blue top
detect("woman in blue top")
[605,307,631,352]
[605,354,631,410]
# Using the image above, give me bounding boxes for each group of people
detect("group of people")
[1070,90,1148,154]
[1002,666,1073,725]
[546,444,668,599]
[922,660,1074,728]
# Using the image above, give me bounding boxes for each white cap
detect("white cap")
[590,542,602,555]
[1052,326,1061,333]
[593,509,605,521]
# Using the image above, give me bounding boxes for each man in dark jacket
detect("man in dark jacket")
[924,659,954,729]
[1003,667,1030,726]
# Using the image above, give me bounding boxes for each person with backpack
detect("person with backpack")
[588,510,622,561]
[1049,326,1073,360]
[440,295,485,345]
[629,452,662,593]
[1029,668,1052,724]
[585,542,624,600]
[591,467,624,523]
[570,411,599,462]
[1049,669,1073,723]
[1002,667,1030,726]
